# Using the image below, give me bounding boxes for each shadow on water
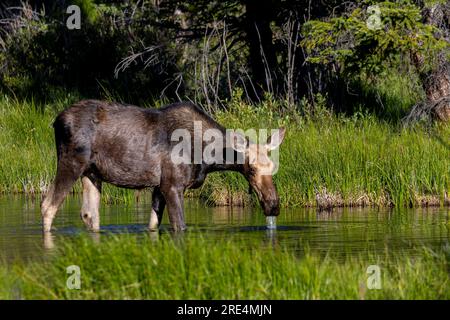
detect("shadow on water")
[0,194,449,262]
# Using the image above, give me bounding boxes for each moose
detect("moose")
[41,100,285,233]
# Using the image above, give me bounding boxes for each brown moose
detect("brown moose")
[41,100,285,232]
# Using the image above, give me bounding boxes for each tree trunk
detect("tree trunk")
[411,2,450,122]
[422,62,450,121]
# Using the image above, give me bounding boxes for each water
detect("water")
[266,216,276,230]
[0,194,449,262]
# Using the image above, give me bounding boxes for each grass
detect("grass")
[198,96,450,208]
[0,235,448,299]
[0,93,449,207]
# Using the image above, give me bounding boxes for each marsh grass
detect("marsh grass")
[0,235,448,299]
[199,97,450,208]
[0,94,449,207]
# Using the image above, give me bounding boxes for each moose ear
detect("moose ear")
[266,128,286,151]
[229,131,248,153]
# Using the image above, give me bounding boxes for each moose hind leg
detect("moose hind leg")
[149,187,166,231]
[81,176,102,231]
[41,159,86,232]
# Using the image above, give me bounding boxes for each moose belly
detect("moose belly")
[91,135,162,188]
[93,156,161,188]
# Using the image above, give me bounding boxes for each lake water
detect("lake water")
[0,195,449,262]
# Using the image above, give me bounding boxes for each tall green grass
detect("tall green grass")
[0,96,57,194]
[0,94,449,207]
[0,235,448,299]
[198,97,450,207]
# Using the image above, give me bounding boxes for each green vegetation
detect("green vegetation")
[1,1,448,116]
[0,93,449,208]
[302,2,448,73]
[302,1,450,122]
[0,235,448,299]
[204,93,450,208]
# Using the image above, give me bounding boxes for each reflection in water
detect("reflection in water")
[43,232,55,250]
[264,228,278,248]
[148,230,160,242]
[0,194,449,262]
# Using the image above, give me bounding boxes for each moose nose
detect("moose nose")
[263,199,280,216]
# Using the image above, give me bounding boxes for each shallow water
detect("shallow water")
[0,194,449,262]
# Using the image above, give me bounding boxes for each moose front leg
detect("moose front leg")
[149,187,166,231]
[81,176,102,232]
[161,186,186,231]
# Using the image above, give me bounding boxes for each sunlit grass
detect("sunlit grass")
[0,235,448,299]
[200,97,450,207]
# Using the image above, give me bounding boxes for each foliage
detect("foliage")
[0,1,448,117]
[0,1,180,103]
[302,1,449,76]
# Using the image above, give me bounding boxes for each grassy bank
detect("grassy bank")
[0,235,448,299]
[204,98,450,207]
[0,94,449,207]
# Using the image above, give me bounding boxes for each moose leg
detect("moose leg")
[161,186,186,231]
[81,176,102,232]
[149,187,166,231]
[41,159,85,232]
[41,183,57,232]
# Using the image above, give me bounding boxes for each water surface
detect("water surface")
[0,195,449,262]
